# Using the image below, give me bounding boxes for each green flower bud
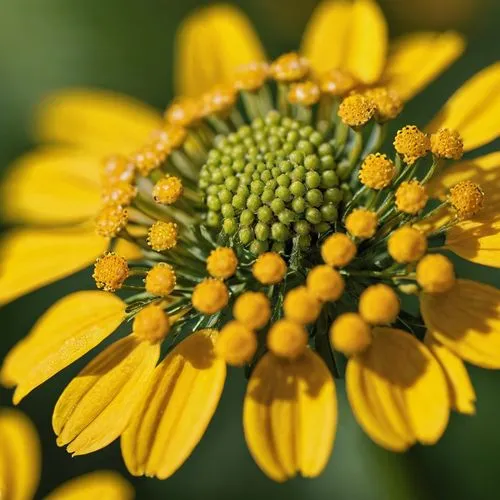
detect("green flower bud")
[271,222,290,242]
[221,203,235,218]
[250,239,268,255]
[223,217,238,235]
[239,226,254,244]
[290,181,306,197]
[240,209,255,226]
[207,195,221,211]
[321,203,338,222]
[306,188,323,207]
[257,205,273,223]
[255,222,270,241]
[305,207,322,224]
[306,171,321,189]
[292,197,306,213]
[294,220,311,235]
[206,211,220,227]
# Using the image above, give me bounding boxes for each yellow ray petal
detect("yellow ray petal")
[175,5,266,97]
[53,335,159,455]
[421,280,500,369]
[347,327,449,450]
[35,89,162,155]
[0,291,125,402]
[426,63,500,151]
[383,32,465,100]
[0,228,107,306]
[425,335,476,415]
[243,350,336,482]
[121,330,226,479]
[301,0,387,84]
[2,147,101,225]
[45,471,134,500]
[0,409,40,500]
[301,0,352,76]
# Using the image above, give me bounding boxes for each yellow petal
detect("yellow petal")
[35,89,162,155]
[2,147,101,225]
[383,32,465,100]
[53,335,159,455]
[425,335,476,415]
[243,350,336,482]
[426,63,500,150]
[421,280,500,369]
[175,5,266,97]
[301,0,352,76]
[347,327,449,451]
[0,228,107,306]
[0,409,40,500]
[0,291,125,402]
[45,471,134,500]
[301,0,387,84]
[121,330,226,479]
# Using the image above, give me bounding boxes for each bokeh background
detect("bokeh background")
[1,0,499,498]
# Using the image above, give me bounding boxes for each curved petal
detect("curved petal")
[53,335,159,455]
[421,280,500,369]
[0,228,107,306]
[0,409,40,500]
[45,471,134,500]
[1,291,125,402]
[347,328,449,451]
[35,89,163,155]
[2,147,101,225]
[382,32,465,101]
[175,5,266,97]
[121,330,226,479]
[301,0,387,83]
[426,63,500,151]
[425,335,476,415]
[243,349,336,482]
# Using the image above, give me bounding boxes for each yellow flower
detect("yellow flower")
[1,0,499,485]
[0,408,133,500]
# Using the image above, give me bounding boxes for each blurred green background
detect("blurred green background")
[0,0,499,498]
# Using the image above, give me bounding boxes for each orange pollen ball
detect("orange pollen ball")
[133,304,170,344]
[95,204,128,237]
[395,180,428,214]
[93,252,129,292]
[192,278,229,315]
[153,175,183,205]
[393,125,430,165]
[288,81,321,106]
[269,52,310,82]
[416,254,455,294]
[233,61,269,92]
[338,94,375,128]
[252,252,287,285]
[430,128,464,160]
[319,68,357,97]
[345,209,378,239]
[145,263,177,296]
[321,233,357,268]
[267,319,308,360]
[359,153,396,189]
[206,247,238,279]
[147,221,178,251]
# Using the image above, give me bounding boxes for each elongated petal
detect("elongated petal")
[426,63,500,150]
[383,32,465,100]
[45,471,134,500]
[425,336,476,415]
[53,335,159,455]
[421,280,500,369]
[2,147,101,225]
[0,409,40,500]
[35,89,162,155]
[121,330,226,479]
[301,0,387,83]
[301,0,352,75]
[347,328,449,451]
[0,228,107,306]
[243,350,336,482]
[0,291,125,402]
[175,5,265,97]
[426,152,500,267]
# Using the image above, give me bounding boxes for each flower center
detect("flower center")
[199,110,342,254]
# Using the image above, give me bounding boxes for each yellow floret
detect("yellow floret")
[288,81,321,106]
[252,252,287,285]
[321,233,357,267]
[95,204,128,238]
[133,304,170,344]
[345,209,378,239]
[201,85,237,116]
[364,87,403,122]
[165,96,201,127]
[393,125,430,164]
[233,61,269,92]
[233,291,271,330]
[388,226,428,263]
[207,247,238,279]
[101,154,135,186]
[145,263,176,296]
[359,284,400,325]
[269,52,309,82]
[153,175,183,205]
[395,180,428,214]
[192,278,229,314]
[216,321,257,366]
[93,252,129,292]
[319,68,357,97]
[430,128,464,160]
[147,221,178,251]
[133,145,167,176]
[359,153,396,190]
[448,181,484,219]
[101,181,137,207]
[306,265,345,302]
[283,286,322,324]
[416,254,455,293]
[267,319,308,360]
[338,94,375,128]
[330,313,372,356]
